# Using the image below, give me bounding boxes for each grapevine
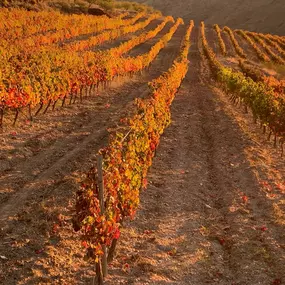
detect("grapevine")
[223,26,246,58]
[74,20,193,270]
[213,24,227,56]
[0,14,174,126]
[0,9,130,45]
[238,60,285,94]
[252,33,285,60]
[246,32,285,65]
[235,30,270,62]
[64,13,160,52]
[266,34,285,50]
[201,22,285,151]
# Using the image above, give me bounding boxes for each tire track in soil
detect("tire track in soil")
[0,23,187,285]
[105,26,285,285]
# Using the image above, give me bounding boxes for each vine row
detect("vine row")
[73,20,193,271]
[235,30,270,62]
[246,32,285,65]
[201,22,285,153]
[0,18,181,127]
[223,26,246,58]
[213,24,226,56]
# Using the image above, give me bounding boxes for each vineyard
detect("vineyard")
[0,5,285,285]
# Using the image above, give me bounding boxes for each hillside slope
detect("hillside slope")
[127,0,285,35]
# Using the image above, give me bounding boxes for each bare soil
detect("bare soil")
[0,25,284,285]
[103,26,285,285]
[128,0,285,35]
[0,24,186,285]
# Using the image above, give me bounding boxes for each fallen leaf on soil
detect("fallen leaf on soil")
[276,183,285,193]
[215,271,223,277]
[272,279,281,285]
[52,223,60,233]
[167,248,177,256]
[35,248,44,254]
[142,178,148,188]
[242,195,249,203]
[122,263,131,273]
[218,238,226,246]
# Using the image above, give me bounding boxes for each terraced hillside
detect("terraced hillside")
[0,7,284,285]
[128,0,285,35]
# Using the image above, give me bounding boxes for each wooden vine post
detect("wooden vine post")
[96,155,108,284]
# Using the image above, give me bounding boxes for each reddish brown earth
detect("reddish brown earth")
[128,0,285,35]
[105,26,285,285]
[0,24,284,285]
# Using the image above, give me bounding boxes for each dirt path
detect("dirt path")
[105,26,285,285]
[0,24,186,285]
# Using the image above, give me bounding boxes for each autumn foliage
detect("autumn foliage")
[201,22,285,148]
[74,20,194,259]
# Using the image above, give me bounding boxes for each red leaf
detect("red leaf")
[142,178,148,188]
[219,238,226,246]
[167,248,177,256]
[150,143,156,151]
[242,195,248,203]
[122,263,131,273]
[35,249,44,254]
[113,228,120,239]
[52,223,60,233]
[272,279,281,285]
